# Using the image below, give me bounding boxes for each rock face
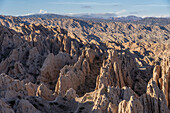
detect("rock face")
[16,99,41,113]
[0,99,14,113]
[64,88,78,100]
[96,50,149,96]
[38,52,76,89]
[55,48,97,96]
[118,96,143,113]
[36,83,55,101]
[0,74,27,100]
[140,79,169,113]
[25,82,37,96]
[152,57,170,108]
[0,16,169,113]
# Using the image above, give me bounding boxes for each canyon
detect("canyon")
[0,15,169,113]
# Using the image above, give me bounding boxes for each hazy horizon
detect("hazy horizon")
[0,0,170,17]
[1,12,170,19]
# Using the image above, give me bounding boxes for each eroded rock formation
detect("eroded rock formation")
[0,15,169,113]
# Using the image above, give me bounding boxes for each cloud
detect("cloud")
[154,14,170,17]
[129,12,139,14]
[142,14,170,18]
[39,9,47,14]
[81,6,92,9]
[66,12,118,19]
[134,4,170,7]
[21,13,35,16]
[20,9,48,16]
[129,10,144,15]
[115,10,127,15]
[49,2,119,6]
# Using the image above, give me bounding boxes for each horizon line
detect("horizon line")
[0,13,170,18]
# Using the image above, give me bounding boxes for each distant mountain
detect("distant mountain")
[18,13,170,25]
[19,13,142,23]
[134,17,170,26]
[19,13,72,19]
[111,16,142,22]
[67,13,143,22]
[67,13,117,19]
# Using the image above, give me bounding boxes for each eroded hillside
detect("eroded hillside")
[1,15,170,43]
[0,15,169,113]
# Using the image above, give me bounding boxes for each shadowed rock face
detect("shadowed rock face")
[0,15,169,113]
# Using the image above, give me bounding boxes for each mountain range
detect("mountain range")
[18,13,170,25]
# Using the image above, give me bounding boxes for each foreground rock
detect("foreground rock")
[55,48,98,96]
[140,79,169,113]
[0,99,14,113]
[38,52,76,89]
[152,57,170,108]
[96,50,149,96]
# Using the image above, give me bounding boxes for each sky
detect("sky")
[0,0,170,17]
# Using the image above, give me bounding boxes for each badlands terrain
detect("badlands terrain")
[0,14,169,113]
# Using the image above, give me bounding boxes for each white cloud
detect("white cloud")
[134,4,170,7]
[39,9,47,14]
[115,10,127,15]
[67,12,117,15]
[20,9,48,16]
[141,14,170,18]
[20,13,34,16]
[49,2,119,6]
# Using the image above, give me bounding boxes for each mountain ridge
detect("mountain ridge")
[16,13,170,25]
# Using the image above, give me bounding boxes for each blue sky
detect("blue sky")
[0,0,170,17]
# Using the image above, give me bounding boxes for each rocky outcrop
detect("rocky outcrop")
[55,47,101,96]
[64,88,78,100]
[118,96,143,113]
[0,99,14,113]
[38,52,76,89]
[36,83,55,101]
[96,49,148,95]
[77,79,170,113]
[152,57,170,108]
[26,47,42,75]
[25,96,79,113]
[140,79,169,113]
[25,82,38,96]
[16,99,41,113]
[0,74,27,100]
[55,50,91,96]
[75,84,140,113]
